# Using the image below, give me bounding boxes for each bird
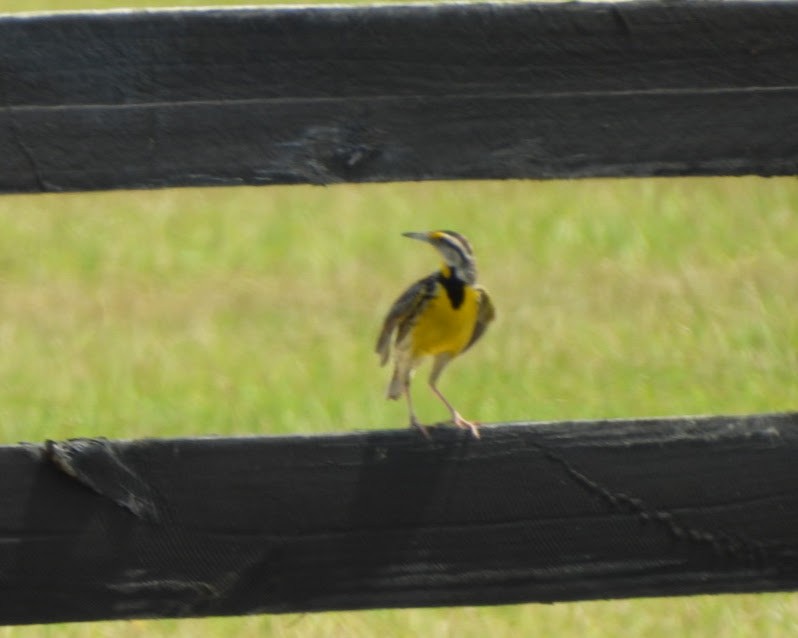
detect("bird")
[376,230,495,439]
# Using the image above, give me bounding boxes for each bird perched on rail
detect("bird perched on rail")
[376,230,495,439]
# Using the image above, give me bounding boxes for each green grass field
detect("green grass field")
[3,0,798,634]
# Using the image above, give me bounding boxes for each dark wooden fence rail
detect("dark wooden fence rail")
[2,0,798,626]
[3,414,798,625]
[3,0,798,193]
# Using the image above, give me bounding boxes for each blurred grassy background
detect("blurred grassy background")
[1,179,795,444]
[3,0,798,635]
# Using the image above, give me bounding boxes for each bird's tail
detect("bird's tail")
[386,367,407,400]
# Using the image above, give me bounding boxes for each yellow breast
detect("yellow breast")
[411,282,479,357]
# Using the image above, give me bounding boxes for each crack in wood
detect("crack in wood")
[538,446,770,568]
[45,438,162,522]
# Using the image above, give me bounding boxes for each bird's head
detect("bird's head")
[403,230,477,284]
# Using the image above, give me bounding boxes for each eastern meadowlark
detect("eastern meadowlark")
[376,230,495,439]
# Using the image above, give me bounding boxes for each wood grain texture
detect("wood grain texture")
[2,1,798,193]
[2,412,798,625]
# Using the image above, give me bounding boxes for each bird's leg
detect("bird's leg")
[429,355,480,439]
[429,384,480,439]
[405,385,430,439]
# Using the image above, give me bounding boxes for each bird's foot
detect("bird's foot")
[410,417,431,440]
[452,412,481,439]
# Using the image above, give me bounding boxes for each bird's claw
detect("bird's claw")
[452,412,481,439]
[410,418,431,440]
[408,415,480,440]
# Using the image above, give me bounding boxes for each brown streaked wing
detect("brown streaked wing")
[375,273,437,366]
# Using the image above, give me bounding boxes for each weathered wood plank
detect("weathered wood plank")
[3,1,798,193]
[2,412,798,625]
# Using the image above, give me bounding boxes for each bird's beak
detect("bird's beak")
[402,231,432,243]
